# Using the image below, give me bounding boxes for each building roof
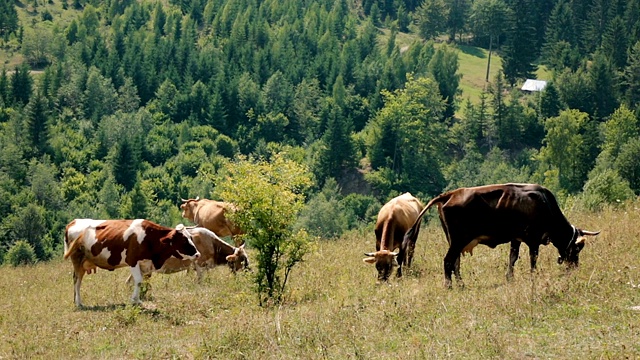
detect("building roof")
[521,79,547,92]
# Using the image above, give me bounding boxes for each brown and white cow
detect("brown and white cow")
[363,192,425,281]
[180,197,244,245]
[63,219,200,307]
[127,227,249,282]
[403,183,600,288]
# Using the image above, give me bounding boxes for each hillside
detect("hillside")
[1,207,639,358]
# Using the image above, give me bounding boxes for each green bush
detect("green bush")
[5,240,37,267]
[577,169,635,211]
[214,154,314,306]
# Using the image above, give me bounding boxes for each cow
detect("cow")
[403,183,600,288]
[63,219,200,307]
[126,227,250,283]
[363,192,425,281]
[180,197,244,245]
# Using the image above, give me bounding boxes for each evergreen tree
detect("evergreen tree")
[416,0,448,41]
[623,41,640,108]
[539,82,563,120]
[469,0,510,81]
[10,63,33,106]
[446,0,470,42]
[24,91,50,157]
[589,51,619,121]
[583,0,610,53]
[502,0,538,86]
[542,0,580,71]
[602,16,630,71]
[428,45,461,120]
[317,100,355,184]
[111,137,139,192]
[0,68,9,107]
[0,0,19,39]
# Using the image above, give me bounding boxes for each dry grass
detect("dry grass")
[1,205,639,359]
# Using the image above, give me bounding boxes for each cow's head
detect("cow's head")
[557,226,600,266]
[363,250,398,281]
[226,243,249,272]
[180,197,200,222]
[163,224,200,261]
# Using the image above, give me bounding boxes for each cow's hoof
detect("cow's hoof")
[444,279,453,289]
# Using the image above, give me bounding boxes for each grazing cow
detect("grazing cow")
[403,183,600,288]
[127,227,249,282]
[363,192,425,281]
[180,197,244,244]
[63,219,200,307]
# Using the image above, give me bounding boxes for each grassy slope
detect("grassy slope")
[1,206,639,359]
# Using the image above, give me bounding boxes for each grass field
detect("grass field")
[1,205,639,359]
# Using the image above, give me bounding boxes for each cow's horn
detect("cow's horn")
[390,251,398,257]
[582,230,600,236]
[195,196,200,201]
[181,198,188,202]
[175,224,185,231]
[364,252,375,257]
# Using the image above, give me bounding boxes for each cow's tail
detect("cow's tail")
[63,232,83,260]
[402,192,452,249]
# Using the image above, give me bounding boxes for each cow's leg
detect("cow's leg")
[73,268,85,307]
[129,263,143,305]
[70,254,86,307]
[396,246,405,278]
[406,225,420,268]
[195,263,204,282]
[453,255,462,282]
[507,240,521,281]
[443,247,461,289]
[528,244,540,273]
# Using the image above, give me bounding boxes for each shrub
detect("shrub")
[577,169,635,211]
[5,240,37,266]
[296,179,349,239]
[214,154,314,306]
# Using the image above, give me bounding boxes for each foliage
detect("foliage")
[213,154,314,306]
[576,169,635,212]
[364,74,447,197]
[296,178,349,240]
[4,240,36,266]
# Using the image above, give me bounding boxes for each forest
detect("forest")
[1,0,640,265]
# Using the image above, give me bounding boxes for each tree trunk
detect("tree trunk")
[485,35,493,82]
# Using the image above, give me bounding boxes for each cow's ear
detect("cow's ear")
[226,254,237,262]
[363,257,376,264]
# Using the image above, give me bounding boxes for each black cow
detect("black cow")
[403,183,600,288]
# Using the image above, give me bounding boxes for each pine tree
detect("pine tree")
[0,0,19,39]
[502,0,538,86]
[111,137,139,192]
[623,41,640,108]
[24,91,49,156]
[601,16,629,70]
[10,63,33,106]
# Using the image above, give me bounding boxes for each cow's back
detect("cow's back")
[194,201,237,237]
[376,193,424,250]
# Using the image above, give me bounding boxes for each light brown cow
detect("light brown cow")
[64,219,200,307]
[363,192,425,281]
[180,197,244,244]
[127,227,249,282]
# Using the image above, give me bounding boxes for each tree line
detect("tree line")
[0,0,639,266]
